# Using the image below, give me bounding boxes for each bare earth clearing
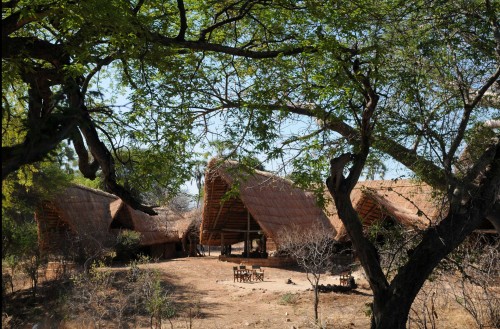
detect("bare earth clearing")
[121,256,476,328]
[4,255,481,328]
[142,256,372,329]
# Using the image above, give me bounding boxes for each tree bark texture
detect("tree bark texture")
[327,142,500,329]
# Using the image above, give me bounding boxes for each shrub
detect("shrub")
[115,230,141,260]
[279,292,299,305]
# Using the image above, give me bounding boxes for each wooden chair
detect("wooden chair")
[339,269,352,286]
[251,265,264,282]
[233,266,243,282]
[239,265,252,282]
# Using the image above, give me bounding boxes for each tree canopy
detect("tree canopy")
[2,1,499,328]
[2,0,309,213]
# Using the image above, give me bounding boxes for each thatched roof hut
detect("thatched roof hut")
[36,185,189,259]
[325,179,444,242]
[182,208,203,256]
[200,159,335,249]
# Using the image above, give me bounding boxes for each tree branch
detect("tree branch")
[198,0,258,41]
[152,33,313,58]
[70,127,100,179]
[176,0,188,41]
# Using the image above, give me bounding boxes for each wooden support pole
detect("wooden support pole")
[263,235,267,255]
[247,210,250,258]
[221,232,224,255]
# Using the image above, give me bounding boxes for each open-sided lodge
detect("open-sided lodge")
[35,185,192,260]
[200,159,336,266]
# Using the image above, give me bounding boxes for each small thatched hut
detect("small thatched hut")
[36,185,188,260]
[200,158,335,257]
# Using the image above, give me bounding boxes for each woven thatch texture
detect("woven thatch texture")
[110,200,185,245]
[201,159,335,246]
[182,208,202,242]
[37,185,189,253]
[326,180,443,242]
[36,201,78,253]
[50,185,118,247]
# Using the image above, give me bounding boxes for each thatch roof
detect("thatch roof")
[200,159,335,246]
[48,185,118,246]
[38,184,188,248]
[182,208,202,241]
[109,200,183,245]
[326,180,444,242]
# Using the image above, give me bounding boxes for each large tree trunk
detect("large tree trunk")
[371,207,488,328]
[333,191,495,328]
[328,143,499,329]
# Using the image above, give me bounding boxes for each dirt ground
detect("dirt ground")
[130,255,477,329]
[4,255,482,329]
[141,255,372,329]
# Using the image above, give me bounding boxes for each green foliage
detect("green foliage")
[143,272,177,328]
[115,230,142,260]
[364,302,373,318]
[111,147,195,206]
[2,161,72,214]
[2,157,72,264]
[3,2,499,326]
[2,213,39,258]
[71,174,102,190]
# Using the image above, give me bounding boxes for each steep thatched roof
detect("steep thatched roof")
[109,200,183,245]
[326,180,444,242]
[200,159,335,246]
[48,185,118,246]
[38,184,188,248]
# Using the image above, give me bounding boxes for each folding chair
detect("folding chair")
[233,266,242,282]
[251,265,264,281]
[239,265,252,282]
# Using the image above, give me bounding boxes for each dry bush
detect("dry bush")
[67,260,117,328]
[408,279,442,329]
[65,257,177,329]
[408,234,499,329]
[277,223,336,323]
[446,234,499,329]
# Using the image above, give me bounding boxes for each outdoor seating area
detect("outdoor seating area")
[233,265,265,283]
[339,269,353,286]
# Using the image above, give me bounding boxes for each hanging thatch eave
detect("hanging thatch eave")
[110,199,184,245]
[35,185,120,254]
[53,185,117,243]
[201,158,336,247]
